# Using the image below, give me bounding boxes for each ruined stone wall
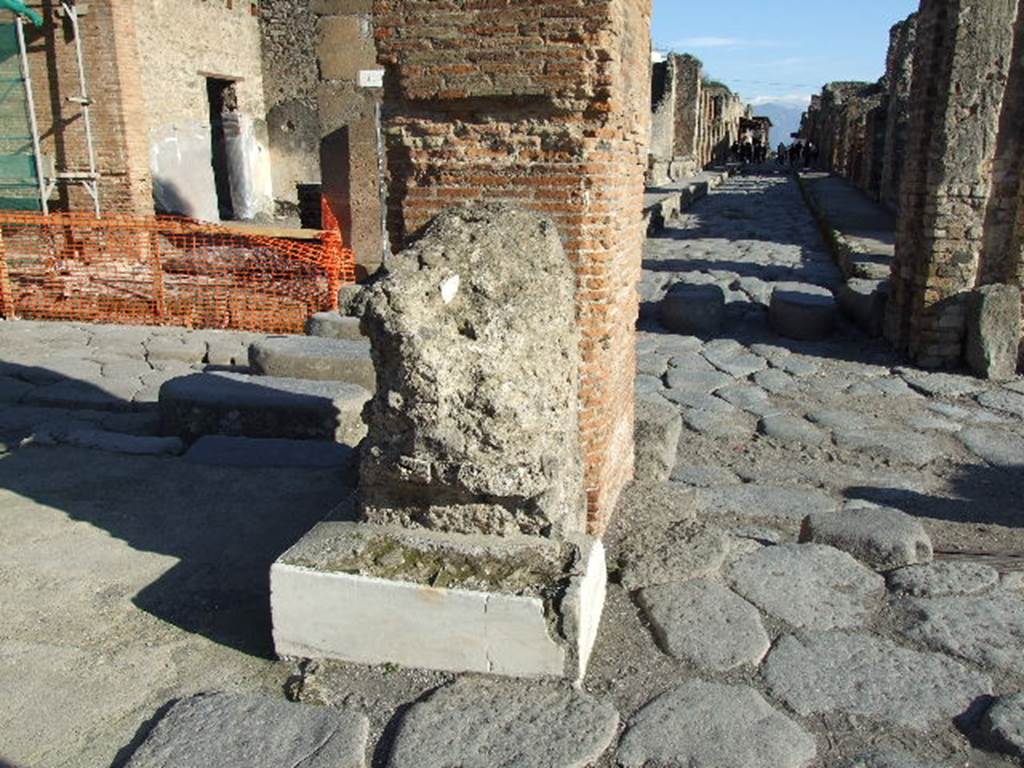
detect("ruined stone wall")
[134,0,273,221]
[260,0,384,273]
[259,0,320,218]
[15,1,153,214]
[879,14,917,213]
[886,0,1023,367]
[374,0,652,531]
[648,58,675,185]
[672,55,702,172]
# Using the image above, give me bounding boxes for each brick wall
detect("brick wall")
[879,14,917,214]
[886,0,1021,367]
[374,0,652,532]
[672,54,701,171]
[19,1,153,214]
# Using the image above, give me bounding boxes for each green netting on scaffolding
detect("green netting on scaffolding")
[0,12,39,211]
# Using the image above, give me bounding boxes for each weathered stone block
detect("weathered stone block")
[358,205,585,538]
[658,283,726,336]
[966,284,1020,381]
[306,312,365,341]
[158,372,369,443]
[769,283,837,341]
[249,336,375,389]
[271,520,605,680]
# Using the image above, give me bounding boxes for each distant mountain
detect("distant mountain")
[749,100,810,145]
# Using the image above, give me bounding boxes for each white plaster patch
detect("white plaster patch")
[440,274,461,305]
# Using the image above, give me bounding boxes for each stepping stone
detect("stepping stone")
[618,520,731,591]
[981,693,1024,760]
[976,389,1024,418]
[759,414,829,446]
[799,502,932,572]
[698,484,838,521]
[123,692,368,768]
[887,561,1000,597]
[894,590,1024,672]
[764,632,992,731]
[249,336,375,390]
[617,681,816,768]
[728,544,884,630]
[386,678,618,768]
[659,283,726,335]
[838,278,888,337]
[306,312,365,341]
[634,397,682,482]
[957,426,1024,466]
[158,372,369,444]
[638,579,770,672]
[184,436,356,469]
[768,282,837,340]
[896,368,985,398]
[841,751,944,768]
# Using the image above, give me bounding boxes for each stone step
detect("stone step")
[183,435,357,470]
[768,282,838,341]
[249,336,375,390]
[158,371,369,444]
[305,312,365,342]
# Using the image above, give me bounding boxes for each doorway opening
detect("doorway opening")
[206,77,239,221]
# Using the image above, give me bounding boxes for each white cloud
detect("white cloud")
[748,93,814,108]
[668,37,782,50]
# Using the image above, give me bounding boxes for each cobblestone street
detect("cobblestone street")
[2,172,1024,768]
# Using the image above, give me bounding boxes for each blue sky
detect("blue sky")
[653,0,920,109]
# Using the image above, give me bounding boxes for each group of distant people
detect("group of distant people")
[777,140,818,170]
[730,138,770,164]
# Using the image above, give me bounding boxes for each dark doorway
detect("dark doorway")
[206,77,238,221]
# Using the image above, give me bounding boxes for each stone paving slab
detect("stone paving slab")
[728,544,884,630]
[123,693,369,768]
[386,678,618,768]
[617,681,816,768]
[764,632,992,731]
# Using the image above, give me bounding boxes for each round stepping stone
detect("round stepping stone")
[894,591,1024,672]
[385,678,618,768]
[764,632,992,731]
[618,521,730,591]
[728,544,884,630]
[769,282,837,341]
[958,426,1024,467]
[981,693,1024,760]
[799,502,933,572]
[638,579,770,672]
[887,561,1000,597]
[249,336,375,390]
[698,484,838,521]
[123,693,368,768]
[617,681,816,768]
[659,283,726,336]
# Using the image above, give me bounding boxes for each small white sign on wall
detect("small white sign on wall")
[358,69,385,89]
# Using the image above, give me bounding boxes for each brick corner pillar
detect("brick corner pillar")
[373,0,652,533]
[885,0,1021,368]
[87,1,154,215]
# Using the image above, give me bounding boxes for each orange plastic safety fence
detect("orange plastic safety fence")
[0,211,356,334]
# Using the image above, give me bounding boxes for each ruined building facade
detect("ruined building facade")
[804,2,1024,371]
[648,53,745,185]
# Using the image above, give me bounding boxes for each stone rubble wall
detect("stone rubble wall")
[647,53,745,184]
[374,0,653,532]
[887,0,1024,369]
